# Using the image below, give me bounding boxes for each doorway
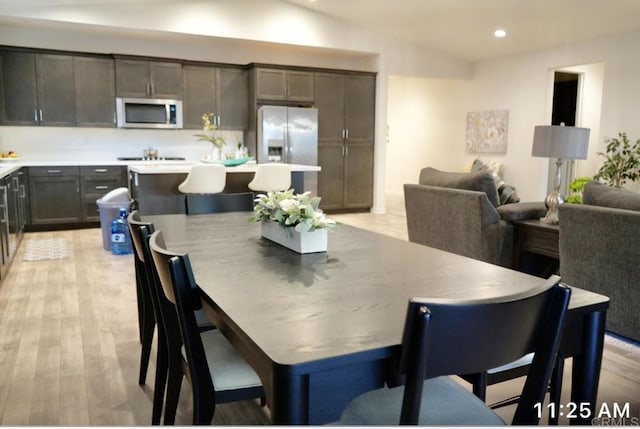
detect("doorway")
[548,71,581,196]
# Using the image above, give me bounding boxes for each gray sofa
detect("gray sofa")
[404,167,546,268]
[559,182,640,342]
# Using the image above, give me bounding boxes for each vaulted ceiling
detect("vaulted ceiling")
[1,0,639,62]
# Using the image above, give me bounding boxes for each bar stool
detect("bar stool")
[248,163,291,193]
[178,164,226,214]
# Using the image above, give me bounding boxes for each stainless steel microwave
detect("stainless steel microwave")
[116,97,183,129]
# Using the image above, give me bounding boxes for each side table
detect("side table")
[513,219,560,277]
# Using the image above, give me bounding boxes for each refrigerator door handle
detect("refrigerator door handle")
[282,126,287,163]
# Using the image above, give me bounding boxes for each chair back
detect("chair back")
[248,163,291,192]
[127,210,159,328]
[132,221,185,374]
[397,275,571,425]
[178,163,226,194]
[127,210,154,264]
[149,230,216,407]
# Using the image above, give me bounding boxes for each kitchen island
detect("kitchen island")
[128,162,321,215]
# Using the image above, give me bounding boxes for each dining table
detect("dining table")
[145,212,610,425]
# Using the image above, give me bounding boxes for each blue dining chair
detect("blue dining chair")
[149,230,265,424]
[335,276,571,425]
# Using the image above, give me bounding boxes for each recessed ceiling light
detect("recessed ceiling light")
[494,29,507,38]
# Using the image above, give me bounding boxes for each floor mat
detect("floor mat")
[22,238,70,261]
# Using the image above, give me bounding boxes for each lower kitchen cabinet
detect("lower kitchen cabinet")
[80,166,128,222]
[29,166,82,225]
[28,165,126,226]
[318,141,374,210]
[0,169,28,278]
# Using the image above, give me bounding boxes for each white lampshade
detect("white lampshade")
[531,125,590,160]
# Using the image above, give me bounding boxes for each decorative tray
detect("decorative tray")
[200,157,252,167]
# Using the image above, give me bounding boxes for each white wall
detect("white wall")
[467,32,640,200]
[386,31,639,206]
[385,76,470,215]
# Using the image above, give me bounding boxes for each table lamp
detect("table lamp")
[531,124,590,224]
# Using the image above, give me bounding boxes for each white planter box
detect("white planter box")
[260,222,327,254]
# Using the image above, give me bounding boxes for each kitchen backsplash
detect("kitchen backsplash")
[0,127,244,161]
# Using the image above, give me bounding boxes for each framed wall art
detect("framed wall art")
[465,110,509,153]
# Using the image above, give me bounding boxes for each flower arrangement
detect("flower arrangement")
[194,113,225,149]
[250,189,336,232]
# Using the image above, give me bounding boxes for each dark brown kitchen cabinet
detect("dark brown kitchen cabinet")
[0,51,38,125]
[0,51,75,126]
[28,165,126,226]
[115,59,183,99]
[29,166,82,225]
[80,166,126,222]
[315,72,375,210]
[74,56,116,127]
[183,65,248,130]
[217,67,248,129]
[0,169,28,278]
[253,68,314,102]
[36,54,76,126]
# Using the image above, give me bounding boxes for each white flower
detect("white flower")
[278,198,299,213]
[250,189,336,231]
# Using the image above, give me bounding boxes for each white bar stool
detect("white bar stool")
[178,164,226,214]
[248,163,291,193]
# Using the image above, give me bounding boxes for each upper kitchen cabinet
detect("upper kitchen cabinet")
[183,65,248,130]
[0,51,38,125]
[37,54,76,126]
[74,56,116,127]
[252,67,314,102]
[315,72,376,211]
[217,67,248,130]
[115,58,183,99]
[0,51,75,126]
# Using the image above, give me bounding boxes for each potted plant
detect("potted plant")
[594,132,640,188]
[250,190,336,253]
[194,113,225,160]
[566,176,593,204]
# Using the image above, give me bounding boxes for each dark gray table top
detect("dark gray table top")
[145,212,609,370]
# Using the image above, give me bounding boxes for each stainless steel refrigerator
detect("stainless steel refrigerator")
[257,106,318,165]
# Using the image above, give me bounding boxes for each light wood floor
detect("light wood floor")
[0,213,637,425]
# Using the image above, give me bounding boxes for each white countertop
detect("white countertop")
[0,160,320,178]
[128,162,321,174]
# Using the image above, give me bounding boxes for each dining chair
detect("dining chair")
[247,163,291,193]
[149,230,265,424]
[126,211,155,390]
[461,351,565,424]
[178,163,227,214]
[127,210,214,424]
[335,276,571,425]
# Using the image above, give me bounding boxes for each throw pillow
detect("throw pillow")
[471,158,504,190]
[470,158,520,205]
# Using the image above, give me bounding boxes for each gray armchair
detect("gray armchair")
[559,182,640,341]
[404,167,545,268]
